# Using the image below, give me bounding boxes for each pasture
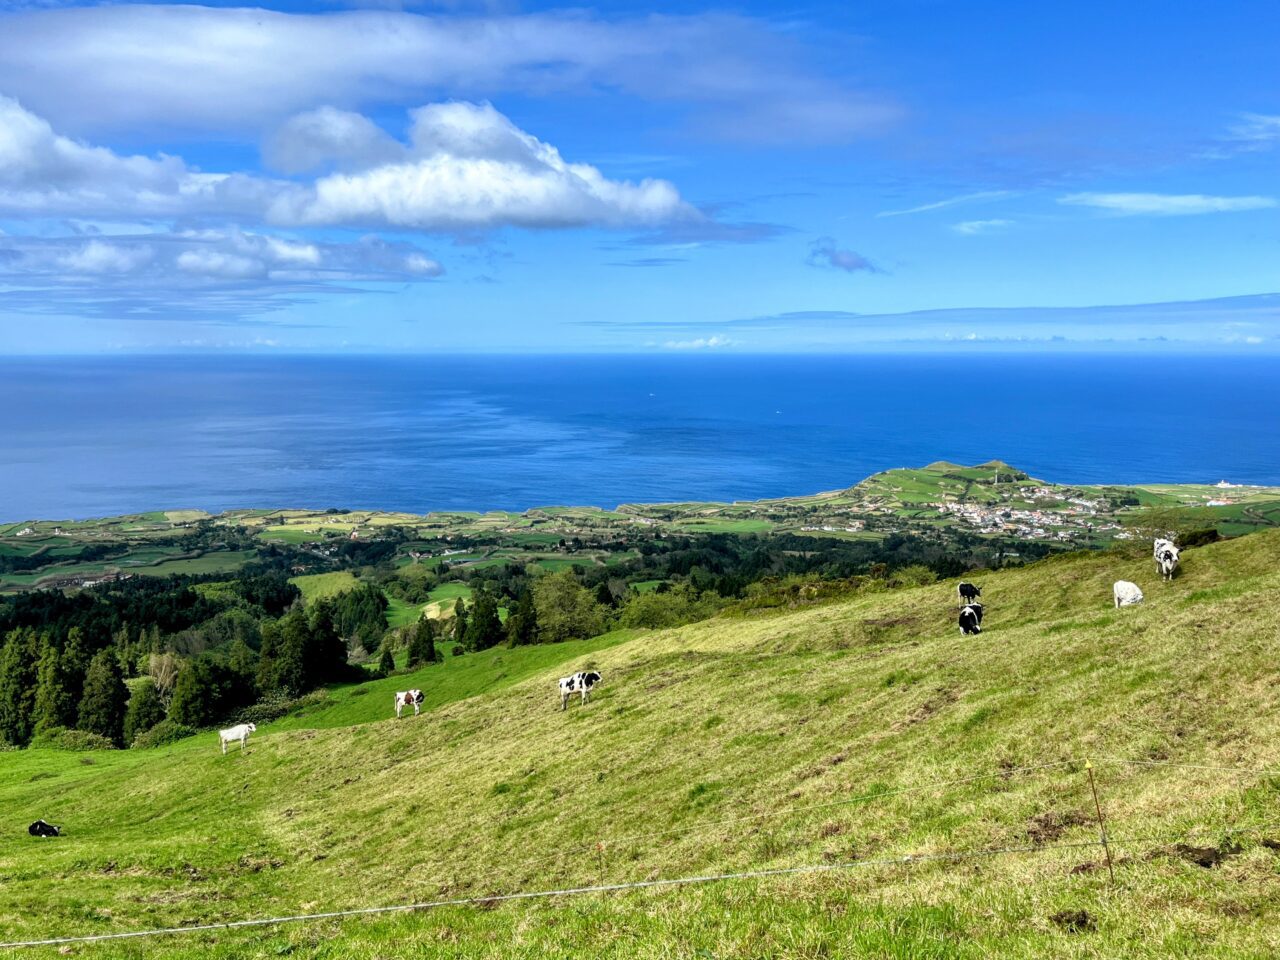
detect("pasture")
[4,530,1280,957]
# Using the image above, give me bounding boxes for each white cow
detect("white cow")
[1153,538,1180,582]
[218,722,256,755]
[1113,580,1144,608]
[394,689,425,718]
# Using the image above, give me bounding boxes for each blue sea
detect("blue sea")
[2,354,1278,522]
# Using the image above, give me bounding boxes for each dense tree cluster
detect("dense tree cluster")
[0,566,362,749]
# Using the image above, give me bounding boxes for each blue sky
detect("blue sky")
[0,0,1277,353]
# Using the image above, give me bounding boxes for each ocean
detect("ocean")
[2,353,1278,521]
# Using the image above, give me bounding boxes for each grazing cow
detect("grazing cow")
[558,671,602,711]
[1113,580,1144,608]
[218,722,256,755]
[957,582,981,607]
[1153,538,1180,582]
[28,819,60,838]
[958,603,983,635]
[394,689,425,718]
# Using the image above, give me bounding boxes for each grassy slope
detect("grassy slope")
[289,571,360,602]
[3,532,1280,958]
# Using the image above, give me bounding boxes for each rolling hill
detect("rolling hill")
[2,530,1280,957]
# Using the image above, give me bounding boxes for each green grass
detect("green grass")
[427,581,472,604]
[289,571,360,601]
[384,595,429,628]
[5,532,1280,957]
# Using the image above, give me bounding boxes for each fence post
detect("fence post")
[1085,760,1115,885]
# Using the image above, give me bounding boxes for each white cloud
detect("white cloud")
[177,249,267,280]
[0,7,897,145]
[0,96,694,232]
[951,219,1013,235]
[273,102,694,230]
[1059,192,1276,216]
[58,240,154,273]
[806,237,878,274]
[661,335,737,350]
[877,190,1013,218]
[0,95,278,219]
[1202,113,1280,159]
[264,106,405,174]
[0,226,445,321]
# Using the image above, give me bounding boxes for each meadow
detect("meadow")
[2,529,1279,957]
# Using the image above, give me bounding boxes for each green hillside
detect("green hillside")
[3,531,1280,957]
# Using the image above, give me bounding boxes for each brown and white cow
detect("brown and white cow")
[395,689,425,718]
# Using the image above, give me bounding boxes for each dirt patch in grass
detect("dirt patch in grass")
[1160,842,1242,868]
[1025,810,1091,844]
[1050,909,1096,933]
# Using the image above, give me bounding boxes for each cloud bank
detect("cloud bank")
[1059,192,1276,216]
[0,6,898,145]
[0,96,695,232]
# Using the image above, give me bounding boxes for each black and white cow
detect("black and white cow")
[1153,538,1180,582]
[28,819,60,838]
[394,689,425,718]
[958,603,983,636]
[558,671,602,711]
[957,581,981,608]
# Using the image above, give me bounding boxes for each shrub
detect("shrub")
[30,727,117,751]
[889,564,937,588]
[451,645,465,657]
[131,719,198,749]
[235,689,330,726]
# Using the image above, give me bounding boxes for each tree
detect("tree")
[170,655,252,727]
[32,639,76,734]
[256,621,279,694]
[378,645,395,675]
[463,588,503,651]
[406,618,438,668]
[532,571,606,643]
[78,648,129,746]
[228,638,258,684]
[123,680,166,745]
[452,598,468,643]
[270,608,312,696]
[505,589,539,646]
[148,652,181,708]
[306,600,350,685]
[0,628,39,746]
[594,581,616,608]
[618,582,727,630]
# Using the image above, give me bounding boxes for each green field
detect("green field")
[4,530,1280,956]
[384,595,430,628]
[289,570,360,601]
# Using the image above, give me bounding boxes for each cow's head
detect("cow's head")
[585,671,602,686]
[246,723,257,733]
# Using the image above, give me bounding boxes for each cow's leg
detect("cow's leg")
[560,692,568,711]
[221,738,227,755]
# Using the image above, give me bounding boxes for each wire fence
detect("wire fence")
[2,754,1276,951]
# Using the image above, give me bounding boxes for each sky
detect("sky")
[0,0,1277,354]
